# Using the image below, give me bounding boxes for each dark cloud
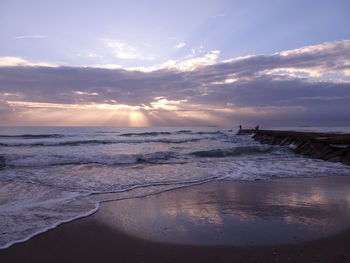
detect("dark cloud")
[0,40,350,126]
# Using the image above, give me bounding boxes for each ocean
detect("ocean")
[1,126,350,249]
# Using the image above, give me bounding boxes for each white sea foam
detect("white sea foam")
[0,181,97,249]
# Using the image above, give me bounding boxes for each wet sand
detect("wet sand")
[1,176,350,262]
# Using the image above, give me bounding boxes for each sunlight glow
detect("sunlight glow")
[6,101,149,126]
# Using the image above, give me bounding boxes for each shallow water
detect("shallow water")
[0,126,350,248]
[95,178,350,246]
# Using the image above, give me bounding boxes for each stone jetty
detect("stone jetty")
[237,129,350,165]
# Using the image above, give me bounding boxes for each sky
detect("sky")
[0,0,350,127]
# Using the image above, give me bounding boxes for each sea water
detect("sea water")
[1,126,350,249]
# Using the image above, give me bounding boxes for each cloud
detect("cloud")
[0,57,58,67]
[174,42,186,49]
[102,39,155,60]
[160,50,220,71]
[212,13,226,18]
[0,40,349,126]
[87,52,102,58]
[90,64,123,69]
[73,91,99,96]
[14,35,46,40]
[90,50,221,72]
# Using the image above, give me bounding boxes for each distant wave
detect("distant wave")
[119,130,224,137]
[0,134,65,139]
[94,131,120,134]
[0,140,113,147]
[120,132,172,136]
[193,131,222,135]
[175,130,192,134]
[0,131,226,145]
[0,137,203,147]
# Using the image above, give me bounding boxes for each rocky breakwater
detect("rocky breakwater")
[251,130,350,165]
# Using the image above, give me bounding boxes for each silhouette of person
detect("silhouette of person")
[255,125,259,131]
[239,125,242,130]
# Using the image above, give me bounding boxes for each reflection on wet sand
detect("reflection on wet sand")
[95,176,350,246]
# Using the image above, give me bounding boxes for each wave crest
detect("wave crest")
[190,146,280,158]
[3,151,179,168]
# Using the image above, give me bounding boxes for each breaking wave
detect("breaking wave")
[190,146,285,158]
[2,151,179,168]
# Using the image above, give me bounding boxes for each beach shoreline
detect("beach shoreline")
[1,176,350,262]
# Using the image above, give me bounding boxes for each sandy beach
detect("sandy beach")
[1,176,350,262]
